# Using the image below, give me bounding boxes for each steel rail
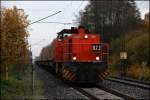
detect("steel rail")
[95,84,136,100]
[73,87,99,100]
[109,76,150,85]
[107,77,150,90]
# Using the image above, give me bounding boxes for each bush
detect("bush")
[127,64,150,82]
[127,31,149,65]
[110,29,149,80]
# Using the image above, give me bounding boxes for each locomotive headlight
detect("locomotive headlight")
[58,39,62,41]
[84,35,88,39]
[73,57,77,60]
[96,56,100,60]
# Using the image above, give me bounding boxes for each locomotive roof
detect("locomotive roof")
[57,27,78,34]
[57,26,90,34]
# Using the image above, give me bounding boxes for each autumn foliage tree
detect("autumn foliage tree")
[1,6,30,78]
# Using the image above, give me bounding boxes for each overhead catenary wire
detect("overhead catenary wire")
[30,1,79,26]
[29,11,62,25]
[28,1,85,26]
[37,21,74,25]
[28,1,74,27]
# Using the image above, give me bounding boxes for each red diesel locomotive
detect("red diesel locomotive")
[36,26,109,83]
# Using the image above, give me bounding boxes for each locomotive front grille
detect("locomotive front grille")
[75,62,107,83]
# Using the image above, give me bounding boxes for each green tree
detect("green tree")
[77,0,142,41]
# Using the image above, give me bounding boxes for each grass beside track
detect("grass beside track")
[1,65,45,99]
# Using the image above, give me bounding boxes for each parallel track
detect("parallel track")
[107,77,150,90]
[109,76,150,85]
[70,77,149,99]
[95,84,136,100]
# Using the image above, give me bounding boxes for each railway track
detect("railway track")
[72,76,150,99]
[95,84,136,100]
[37,64,148,99]
[37,65,122,99]
[109,76,150,85]
[65,76,149,99]
[107,77,150,90]
[73,87,100,100]
[72,84,135,100]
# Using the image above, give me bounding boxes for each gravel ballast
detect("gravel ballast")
[34,65,88,99]
[101,80,150,99]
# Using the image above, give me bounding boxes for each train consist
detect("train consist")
[36,26,109,83]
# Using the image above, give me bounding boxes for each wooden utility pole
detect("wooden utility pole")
[29,45,34,95]
[29,40,45,96]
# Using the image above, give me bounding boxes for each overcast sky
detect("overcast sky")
[2,1,149,59]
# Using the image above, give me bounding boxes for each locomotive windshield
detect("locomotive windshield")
[64,34,72,38]
[57,34,63,39]
[57,33,72,40]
